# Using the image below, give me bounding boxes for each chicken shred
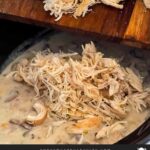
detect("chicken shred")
[96,121,127,139]
[66,116,102,134]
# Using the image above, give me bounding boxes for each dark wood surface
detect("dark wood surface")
[0,0,149,49]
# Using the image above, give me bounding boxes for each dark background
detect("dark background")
[0,19,45,63]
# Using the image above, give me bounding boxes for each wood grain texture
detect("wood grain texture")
[124,0,150,48]
[0,0,149,49]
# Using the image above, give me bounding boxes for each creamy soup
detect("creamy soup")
[0,40,150,144]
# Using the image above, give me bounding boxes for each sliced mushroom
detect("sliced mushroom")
[4,90,19,102]
[23,130,30,137]
[9,119,32,130]
[9,119,21,125]
[26,102,47,126]
[21,122,33,130]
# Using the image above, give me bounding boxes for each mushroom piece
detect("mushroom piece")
[26,102,47,126]
[9,119,32,130]
[4,90,19,102]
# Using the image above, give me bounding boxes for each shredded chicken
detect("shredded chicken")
[125,68,143,92]
[43,0,124,21]
[96,121,126,139]
[143,0,150,9]
[10,42,150,139]
[66,116,102,134]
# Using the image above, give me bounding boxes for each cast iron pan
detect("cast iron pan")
[0,29,150,144]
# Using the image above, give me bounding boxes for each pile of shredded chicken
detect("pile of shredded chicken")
[43,0,150,21]
[10,42,150,139]
[43,0,124,21]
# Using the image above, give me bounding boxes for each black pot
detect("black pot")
[1,29,150,144]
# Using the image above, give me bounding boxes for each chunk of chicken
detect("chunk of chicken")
[66,116,102,134]
[143,0,150,8]
[108,78,120,96]
[74,0,92,17]
[101,0,124,9]
[84,83,100,99]
[96,121,126,139]
[126,68,143,92]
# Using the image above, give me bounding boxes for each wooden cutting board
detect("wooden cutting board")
[0,0,149,49]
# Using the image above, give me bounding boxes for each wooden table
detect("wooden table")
[0,0,150,49]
